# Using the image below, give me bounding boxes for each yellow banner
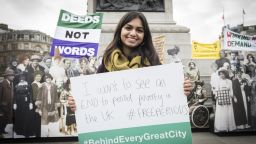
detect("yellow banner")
[192,41,221,59]
[153,35,165,64]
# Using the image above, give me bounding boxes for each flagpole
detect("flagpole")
[223,7,226,26]
[85,0,88,14]
[242,9,245,26]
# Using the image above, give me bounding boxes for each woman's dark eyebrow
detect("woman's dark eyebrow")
[125,24,143,29]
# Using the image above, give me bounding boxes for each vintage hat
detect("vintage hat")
[30,54,42,62]
[34,70,43,78]
[195,80,204,86]
[44,73,53,80]
[167,45,180,55]
[43,55,52,61]
[2,68,15,76]
[218,69,229,78]
[187,60,196,67]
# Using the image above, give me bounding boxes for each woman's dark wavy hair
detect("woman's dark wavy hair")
[218,69,229,78]
[247,53,256,63]
[103,11,161,67]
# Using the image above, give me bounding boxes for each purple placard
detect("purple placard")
[50,39,99,58]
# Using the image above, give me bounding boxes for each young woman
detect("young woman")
[186,61,200,80]
[68,11,191,110]
[13,73,33,137]
[86,56,97,75]
[213,70,236,132]
[245,53,256,66]
[187,80,207,114]
[60,79,76,135]
[36,73,60,137]
[31,71,43,137]
[17,55,30,73]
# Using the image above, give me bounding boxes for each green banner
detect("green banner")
[57,9,103,29]
[78,122,192,144]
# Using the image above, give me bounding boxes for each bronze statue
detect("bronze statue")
[96,0,164,12]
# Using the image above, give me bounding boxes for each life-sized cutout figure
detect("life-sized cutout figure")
[215,50,230,69]
[49,56,67,93]
[26,55,45,84]
[187,80,207,114]
[213,70,236,132]
[17,56,30,73]
[0,69,15,136]
[78,57,89,75]
[31,71,43,137]
[13,73,33,137]
[40,56,52,74]
[186,61,200,89]
[167,46,181,63]
[63,59,80,78]
[36,74,60,137]
[67,11,192,111]
[86,57,97,75]
[60,79,76,135]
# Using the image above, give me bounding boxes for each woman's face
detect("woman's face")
[219,73,226,79]
[189,63,195,68]
[220,51,225,58]
[120,17,144,49]
[35,75,42,82]
[197,85,202,89]
[12,61,17,67]
[248,55,253,61]
[81,59,87,64]
[223,62,230,70]
[45,59,52,68]
[237,72,242,78]
[46,78,51,83]
[89,57,96,64]
[24,58,29,66]
[32,60,39,67]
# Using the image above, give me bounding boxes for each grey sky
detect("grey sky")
[0,0,255,43]
[0,0,87,35]
[173,0,256,42]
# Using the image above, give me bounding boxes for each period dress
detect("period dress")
[188,88,208,114]
[60,90,76,135]
[232,78,248,128]
[250,77,256,129]
[0,79,14,134]
[36,82,60,137]
[186,68,200,83]
[214,78,236,132]
[31,81,42,137]
[13,81,33,137]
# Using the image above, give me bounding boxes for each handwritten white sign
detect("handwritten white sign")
[71,63,192,144]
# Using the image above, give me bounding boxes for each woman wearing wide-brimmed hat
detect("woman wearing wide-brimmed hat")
[36,73,60,137]
[0,69,15,135]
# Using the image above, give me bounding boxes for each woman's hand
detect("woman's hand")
[184,77,192,96]
[68,96,76,112]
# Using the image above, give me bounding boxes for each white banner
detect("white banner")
[223,28,256,51]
